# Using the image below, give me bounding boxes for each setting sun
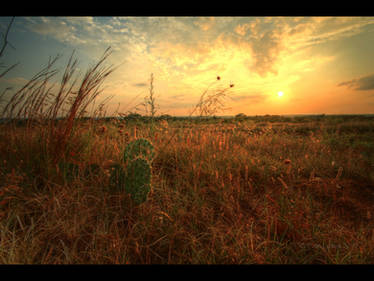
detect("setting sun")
[278,91,284,97]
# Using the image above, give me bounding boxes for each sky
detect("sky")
[1,16,374,116]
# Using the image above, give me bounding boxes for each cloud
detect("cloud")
[23,17,74,42]
[194,17,215,31]
[234,24,247,36]
[22,17,136,58]
[231,93,266,103]
[231,17,374,77]
[250,30,282,77]
[338,73,374,91]
[170,94,186,100]
[132,82,148,88]
[231,18,287,77]
[284,17,374,52]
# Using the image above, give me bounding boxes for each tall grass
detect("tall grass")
[1,47,115,165]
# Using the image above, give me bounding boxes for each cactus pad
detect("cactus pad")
[108,138,154,205]
[123,138,155,163]
[124,157,151,205]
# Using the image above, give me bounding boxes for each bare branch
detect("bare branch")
[0,62,19,78]
[0,17,15,58]
[0,17,18,78]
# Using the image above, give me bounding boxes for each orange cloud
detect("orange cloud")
[194,17,216,31]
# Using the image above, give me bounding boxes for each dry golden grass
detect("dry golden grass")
[1,115,373,264]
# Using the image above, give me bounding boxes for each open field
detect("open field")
[0,114,373,264]
[3,16,374,265]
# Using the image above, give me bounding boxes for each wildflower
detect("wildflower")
[284,159,291,165]
[98,126,107,134]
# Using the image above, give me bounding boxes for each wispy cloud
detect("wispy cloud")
[170,94,186,100]
[194,17,216,31]
[23,17,85,45]
[338,73,374,91]
[132,82,148,88]
[230,93,266,103]
[230,17,374,77]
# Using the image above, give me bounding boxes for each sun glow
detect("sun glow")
[278,91,284,97]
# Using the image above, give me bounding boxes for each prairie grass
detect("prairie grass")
[1,113,374,264]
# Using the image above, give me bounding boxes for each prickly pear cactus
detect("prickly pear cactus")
[124,157,151,205]
[108,138,154,205]
[123,138,155,163]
